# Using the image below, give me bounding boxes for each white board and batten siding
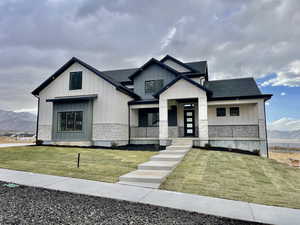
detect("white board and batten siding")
[38,62,133,142]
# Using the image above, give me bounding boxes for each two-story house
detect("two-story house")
[32,55,272,156]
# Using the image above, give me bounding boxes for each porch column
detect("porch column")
[198,97,208,146]
[159,98,169,146]
[257,99,268,157]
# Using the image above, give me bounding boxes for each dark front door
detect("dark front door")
[184,110,195,137]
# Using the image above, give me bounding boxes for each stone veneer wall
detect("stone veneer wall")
[38,125,52,141]
[208,125,259,138]
[93,123,128,141]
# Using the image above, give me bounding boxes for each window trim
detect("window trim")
[69,71,82,90]
[230,107,240,116]
[216,107,226,117]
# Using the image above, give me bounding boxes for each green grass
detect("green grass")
[160,149,300,209]
[0,146,157,183]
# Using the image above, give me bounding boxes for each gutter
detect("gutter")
[128,104,131,145]
[263,99,269,158]
[34,95,40,145]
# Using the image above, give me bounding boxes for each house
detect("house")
[32,55,272,156]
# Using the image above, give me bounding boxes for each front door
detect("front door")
[184,110,195,137]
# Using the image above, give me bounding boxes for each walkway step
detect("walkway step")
[119,169,170,183]
[166,145,191,150]
[138,161,179,170]
[150,154,184,162]
[159,150,189,155]
[117,181,160,189]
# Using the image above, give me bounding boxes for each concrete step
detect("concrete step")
[119,169,170,183]
[138,161,179,170]
[166,145,191,150]
[117,181,160,189]
[159,149,189,155]
[150,154,185,162]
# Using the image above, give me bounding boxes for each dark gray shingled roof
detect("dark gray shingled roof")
[102,61,207,83]
[205,77,269,100]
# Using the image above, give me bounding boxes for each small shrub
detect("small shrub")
[204,143,211,148]
[253,149,260,155]
[36,139,43,146]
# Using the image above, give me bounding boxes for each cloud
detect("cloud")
[268,118,300,131]
[280,92,286,96]
[261,60,300,87]
[0,0,300,110]
[14,108,38,115]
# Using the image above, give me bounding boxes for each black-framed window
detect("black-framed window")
[145,80,164,94]
[230,107,240,116]
[69,71,82,90]
[216,108,226,117]
[138,108,159,127]
[58,111,83,131]
[168,106,177,126]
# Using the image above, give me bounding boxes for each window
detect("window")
[145,80,164,94]
[216,108,226,117]
[69,72,82,90]
[58,111,83,131]
[168,106,177,126]
[230,107,240,116]
[138,108,159,127]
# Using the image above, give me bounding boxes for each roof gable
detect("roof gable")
[160,55,198,73]
[32,57,139,99]
[128,58,180,80]
[153,75,211,98]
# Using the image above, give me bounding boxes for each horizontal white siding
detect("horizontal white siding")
[208,103,258,125]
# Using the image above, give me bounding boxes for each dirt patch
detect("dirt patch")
[0,136,34,144]
[269,152,300,165]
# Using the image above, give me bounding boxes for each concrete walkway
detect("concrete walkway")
[118,139,192,188]
[0,168,299,225]
[0,143,34,148]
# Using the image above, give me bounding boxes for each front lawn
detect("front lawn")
[0,146,157,183]
[160,149,300,209]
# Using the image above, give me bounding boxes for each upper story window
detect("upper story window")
[69,71,82,90]
[230,107,240,116]
[145,80,164,94]
[216,107,226,117]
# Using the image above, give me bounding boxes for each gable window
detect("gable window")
[69,71,82,90]
[138,108,159,127]
[216,108,226,117]
[145,80,164,94]
[230,107,240,116]
[58,111,83,132]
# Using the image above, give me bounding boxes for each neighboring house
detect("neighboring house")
[32,55,272,156]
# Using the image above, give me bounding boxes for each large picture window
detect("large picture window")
[138,108,159,127]
[69,71,82,90]
[145,80,164,94]
[58,111,83,132]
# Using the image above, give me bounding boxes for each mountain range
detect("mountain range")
[0,109,36,133]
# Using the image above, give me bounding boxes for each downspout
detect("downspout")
[34,95,40,145]
[263,100,269,158]
[128,104,131,145]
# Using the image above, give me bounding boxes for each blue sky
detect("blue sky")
[257,75,300,123]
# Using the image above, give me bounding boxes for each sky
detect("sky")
[0,0,299,131]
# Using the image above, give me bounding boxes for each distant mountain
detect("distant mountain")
[0,109,36,133]
[268,129,300,139]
